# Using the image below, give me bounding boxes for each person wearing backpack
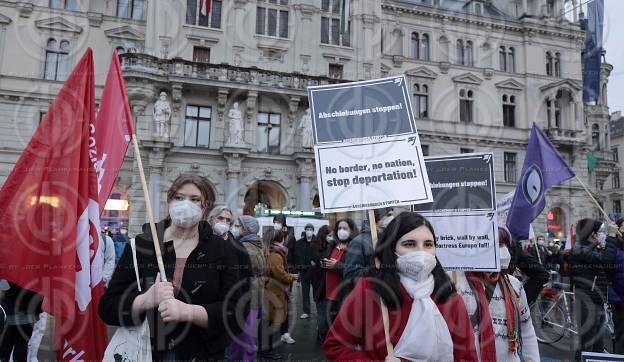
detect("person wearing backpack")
[608,218,624,354]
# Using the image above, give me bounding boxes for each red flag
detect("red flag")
[200,0,212,16]
[0,48,107,361]
[95,50,135,214]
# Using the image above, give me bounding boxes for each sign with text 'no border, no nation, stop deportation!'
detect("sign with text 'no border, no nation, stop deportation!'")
[307,76,432,213]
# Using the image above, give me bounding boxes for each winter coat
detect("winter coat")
[324,277,479,362]
[608,240,624,304]
[343,224,373,286]
[293,237,315,277]
[569,236,618,305]
[99,220,242,361]
[241,235,267,309]
[506,240,549,306]
[264,251,296,323]
[314,240,348,302]
[310,240,329,302]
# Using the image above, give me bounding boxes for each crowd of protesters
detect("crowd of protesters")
[1,173,624,361]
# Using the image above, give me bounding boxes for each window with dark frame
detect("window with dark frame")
[256,0,289,38]
[592,124,600,149]
[328,63,343,79]
[504,152,517,183]
[613,147,619,162]
[460,148,474,154]
[44,38,70,81]
[193,46,210,63]
[421,144,429,156]
[502,94,516,127]
[613,172,620,189]
[49,0,78,10]
[321,0,350,47]
[184,105,212,148]
[459,89,473,123]
[117,0,144,20]
[186,0,222,28]
[256,112,281,154]
[614,200,622,214]
[413,83,429,119]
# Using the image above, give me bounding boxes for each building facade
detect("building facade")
[0,0,617,237]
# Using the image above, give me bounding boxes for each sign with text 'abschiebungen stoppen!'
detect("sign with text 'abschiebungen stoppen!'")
[308,76,432,213]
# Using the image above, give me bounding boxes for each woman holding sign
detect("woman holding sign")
[454,226,540,362]
[323,212,478,361]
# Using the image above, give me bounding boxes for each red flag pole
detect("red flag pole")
[131,134,167,282]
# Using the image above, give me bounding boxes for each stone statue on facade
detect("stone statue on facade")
[153,92,171,138]
[299,108,314,149]
[227,102,244,145]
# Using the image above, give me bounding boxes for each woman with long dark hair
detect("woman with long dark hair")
[324,212,477,361]
[310,224,333,343]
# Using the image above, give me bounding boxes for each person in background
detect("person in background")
[569,218,619,357]
[318,218,357,340]
[112,227,129,263]
[609,218,624,354]
[530,235,548,265]
[0,281,43,361]
[455,226,540,362]
[99,174,241,361]
[343,208,404,297]
[324,212,478,361]
[227,215,266,362]
[264,230,298,347]
[273,215,297,271]
[293,223,316,320]
[310,225,332,343]
[100,228,116,287]
[505,237,549,306]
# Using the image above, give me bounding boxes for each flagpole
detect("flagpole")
[132,134,167,282]
[369,209,394,357]
[574,175,611,221]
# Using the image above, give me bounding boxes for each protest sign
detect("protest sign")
[581,352,624,362]
[308,76,432,213]
[414,153,500,271]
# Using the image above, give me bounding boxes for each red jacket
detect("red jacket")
[324,277,478,362]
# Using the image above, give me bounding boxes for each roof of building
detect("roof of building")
[393,0,510,19]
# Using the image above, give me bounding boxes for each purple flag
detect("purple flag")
[506,123,575,239]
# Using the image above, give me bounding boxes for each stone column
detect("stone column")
[222,145,251,217]
[294,152,316,211]
[522,0,528,15]
[145,140,173,220]
[548,96,556,129]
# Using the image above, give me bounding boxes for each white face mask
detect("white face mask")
[500,246,512,269]
[337,229,350,241]
[596,231,607,244]
[396,251,437,282]
[231,226,240,239]
[305,230,314,239]
[169,200,202,228]
[274,223,282,231]
[213,222,230,236]
[537,239,545,245]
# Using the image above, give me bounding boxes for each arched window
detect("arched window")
[44,38,70,81]
[507,47,515,72]
[413,83,429,119]
[554,52,561,77]
[420,34,429,61]
[499,46,507,71]
[411,32,419,59]
[592,124,600,149]
[456,40,464,65]
[546,51,553,76]
[465,41,474,66]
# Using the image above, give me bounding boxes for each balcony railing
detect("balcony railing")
[119,53,342,91]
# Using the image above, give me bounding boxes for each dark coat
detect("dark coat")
[569,236,618,305]
[314,240,348,302]
[292,237,315,277]
[507,241,549,306]
[608,238,624,304]
[99,220,242,361]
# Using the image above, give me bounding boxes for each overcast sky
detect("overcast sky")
[604,0,623,113]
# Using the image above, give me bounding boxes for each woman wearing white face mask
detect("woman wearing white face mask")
[454,226,540,362]
[569,218,619,357]
[324,212,478,362]
[100,174,241,361]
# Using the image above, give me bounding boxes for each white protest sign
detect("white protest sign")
[308,76,432,213]
[413,153,500,271]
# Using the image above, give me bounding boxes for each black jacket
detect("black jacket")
[292,237,315,277]
[507,241,549,306]
[569,236,618,305]
[313,240,348,302]
[99,220,242,361]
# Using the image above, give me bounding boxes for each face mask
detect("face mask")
[169,200,202,228]
[538,239,545,245]
[231,226,240,239]
[120,229,127,235]
[500,246,512,269]
[337,229,350,241]
[305,230,314,239]
[548,242,554,247]
[274,223,282,231]
[213,222,230,236]
[596,231,607,244]
[396,251,437,282]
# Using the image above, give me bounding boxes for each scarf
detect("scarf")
[270,242,289,272]
[466,272,521,360]
[239,234,256,244]
[394,275,454,361]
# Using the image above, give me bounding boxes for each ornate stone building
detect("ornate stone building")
[0,0,617,236]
